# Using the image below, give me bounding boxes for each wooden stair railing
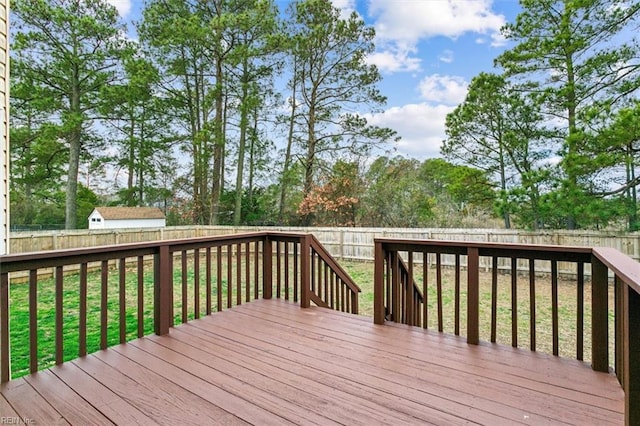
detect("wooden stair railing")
[305,234,361,314]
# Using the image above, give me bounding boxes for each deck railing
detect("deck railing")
[373,238,639,425]
[0,232,360,383]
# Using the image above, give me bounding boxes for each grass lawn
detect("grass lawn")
[8,258,614,379]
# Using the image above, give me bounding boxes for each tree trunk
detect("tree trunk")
[210,60,225,225]
[65,68,81,230]
[279,59,298,223]
[233,60,250,226]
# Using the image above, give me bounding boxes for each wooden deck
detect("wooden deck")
[1,299,624,425]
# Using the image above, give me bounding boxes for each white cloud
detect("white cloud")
[105,0,131,17]
[368,0,505,74]
[367,48,421,73]
[364,103,455,158]
[331,0,357,20]
[418,75,468,105]
[438,50,454,64]
[369,0,505,43]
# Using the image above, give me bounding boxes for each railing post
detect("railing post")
[591,255,609,372]
[1,272,9,383]
[374,241,385,324]
[300,235,311,308]
[154,245,172,336]
[467,247,479,345]
[625,285,640,426]
[262,236,273,300]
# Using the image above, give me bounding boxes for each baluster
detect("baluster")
[467,248,480,345]
[181,251,188,323]
[454,254,460,336]
[293,243,298,303]
[254,241,260,300]
[276,241,282,298]
[511,257,517,348]
[246,242,251,303]
[194,249,200,318]
[423,251,428,329]
[137,257,144,338]
[100,261,108,350]
[529,259,536,352]
[591,256,608,372]
[119,258,126,343]
[80,263,88,355]
[284,242,289,301]
[491,256,498,343]
[552,260,559,356]
[29,269,38,372]
[436,253,443,332]
[206,248,212,315]
[55,266,64,364]
[236,243,242,306]
[217,246,223,310]
[227,245,233,309]
[577,261,584,361]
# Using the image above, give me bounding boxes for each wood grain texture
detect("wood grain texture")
[0,299,624,425]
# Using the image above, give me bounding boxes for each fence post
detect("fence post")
[262,236,272,300]
[625,285,640,425]
[154,245,172,335]
[467,247,480,345]
[1,272,9,383]
[374,241,385,324]
[591,255,609,372]
[300,235,311,308]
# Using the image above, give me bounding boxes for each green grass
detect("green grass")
[8,258,614,379]
[339,260,614,363]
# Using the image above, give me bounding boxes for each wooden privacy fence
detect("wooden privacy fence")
[11,226,640,276]
[373,238,640,425]
[0,232,360,382]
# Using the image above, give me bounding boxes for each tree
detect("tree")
[286,0,397,213]
[298,160,362,226]
[227,0,280,225]
[10,68,66,226]
[595,102,640,230]
[139,0,218,224]
[360,156,433,227]
[443,72,550,229]
[12,0,127,229]
[100,55,175,207]
[495,0,640,229]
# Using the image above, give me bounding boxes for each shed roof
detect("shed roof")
[93,207,165,220]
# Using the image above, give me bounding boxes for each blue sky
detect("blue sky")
[106,0,522,159]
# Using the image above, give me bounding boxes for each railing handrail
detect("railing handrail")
[309,234,361,295]
[375,237,593,262]
[593,247,640,294]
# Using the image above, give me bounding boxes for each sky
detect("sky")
[105,0,522,160]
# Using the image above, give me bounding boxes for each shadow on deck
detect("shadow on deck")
[1,299,623,425]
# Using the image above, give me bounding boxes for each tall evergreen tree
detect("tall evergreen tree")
[286,0,397,220]
[12,0,127,229]
[495,0,640,229]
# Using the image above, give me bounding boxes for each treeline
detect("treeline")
[10,0,396,229]
[8,0,640,231]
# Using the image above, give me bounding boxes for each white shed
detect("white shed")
[88,207,166,230]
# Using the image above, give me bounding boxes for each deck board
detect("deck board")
[0,299,624,425]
